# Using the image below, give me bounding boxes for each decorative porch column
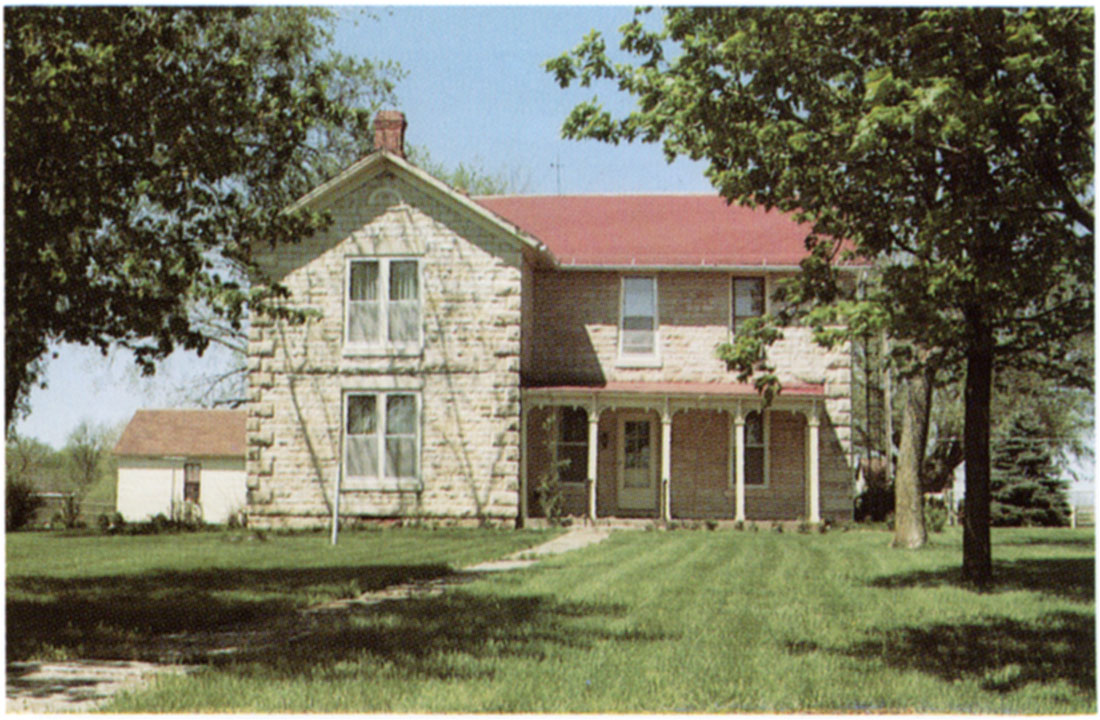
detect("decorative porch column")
[808,406,821,524]
[519,404,529,526]
[661,410,673,522]
[587,405,599,524]
[734,409,746,523]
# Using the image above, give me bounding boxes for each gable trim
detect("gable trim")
[290,151,556,265]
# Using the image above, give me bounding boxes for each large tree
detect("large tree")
[5,6,402,426]
[548,7,1093,584]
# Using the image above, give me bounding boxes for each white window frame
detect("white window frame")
[342,391,422,491]
[344,256,423,357]
[617,275,662,368]
[730,275,767,338]
[730,409,770,489]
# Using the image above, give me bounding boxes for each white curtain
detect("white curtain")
[348,262,380,343]
[345,395,378,477]
[388,261,419,343]
[385,394,417,478]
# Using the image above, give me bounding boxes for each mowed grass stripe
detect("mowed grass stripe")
[10,527,1091,713]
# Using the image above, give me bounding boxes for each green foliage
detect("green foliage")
[534,415,568,524]
[6,478,44,531]
[5,6,403,425]
[55,494,83,530]
[549,7,1093,582]
[6,433,67,492]
[64,420,113,490]
[991,413,1072,527]
[924,496,948,534]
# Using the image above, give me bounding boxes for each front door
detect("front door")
[617,414,657,511]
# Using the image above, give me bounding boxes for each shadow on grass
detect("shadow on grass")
[867,557,1094,603]
[790,611,1095,695]
[218,590,654,682]
[8,565,659,685]
[6,564,452,661]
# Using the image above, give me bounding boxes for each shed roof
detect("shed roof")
[114,409,247,459]
[475,194,836,268]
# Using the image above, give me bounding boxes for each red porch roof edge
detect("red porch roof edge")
[522,381,824,398]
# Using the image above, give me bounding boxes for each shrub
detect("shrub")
[855,484,894,523]
[6,478,43,531]
[58,493,82,529]
[96,513,112,533]
[924,496,948,533]
[705,519,719,531]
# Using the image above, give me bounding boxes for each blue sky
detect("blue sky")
[12,5,1096,500]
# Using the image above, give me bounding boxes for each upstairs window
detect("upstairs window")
[346,258,421,352]
[732,277,765,334]
[620,276,658,361]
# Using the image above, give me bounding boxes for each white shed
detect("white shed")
[114,409,247,525]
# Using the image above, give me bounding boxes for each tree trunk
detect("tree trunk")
[962,319,994,586]
[892,364,933,549]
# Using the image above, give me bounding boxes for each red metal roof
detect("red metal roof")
[523,381,824,398]
[114,409,247,459]
[475,194,825,267]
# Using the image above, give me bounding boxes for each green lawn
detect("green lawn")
[6,527,556,662]
[7,526,1094,713]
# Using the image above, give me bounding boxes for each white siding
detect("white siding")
[116,456,247,524]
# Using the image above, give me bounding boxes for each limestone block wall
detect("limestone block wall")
[246,174,523,526]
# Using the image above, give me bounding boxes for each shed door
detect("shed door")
[617,414,657,511]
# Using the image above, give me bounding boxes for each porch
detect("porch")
[520,382,837,525]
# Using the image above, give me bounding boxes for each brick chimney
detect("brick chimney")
[373,110,407,158]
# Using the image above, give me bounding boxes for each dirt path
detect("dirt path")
[5,526,610,713]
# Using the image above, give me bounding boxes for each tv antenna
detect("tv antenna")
[550,155,563,195]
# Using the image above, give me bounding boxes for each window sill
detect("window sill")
[342,477,423,492]
[342,345,423,359]
[615,355,663,369]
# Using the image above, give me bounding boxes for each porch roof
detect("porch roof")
[522,381,824,399]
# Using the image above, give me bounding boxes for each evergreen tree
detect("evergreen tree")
[990,413,1071,527]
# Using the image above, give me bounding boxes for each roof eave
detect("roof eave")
[550,262,866,272]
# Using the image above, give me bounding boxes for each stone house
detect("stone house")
[245,111,856,528]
